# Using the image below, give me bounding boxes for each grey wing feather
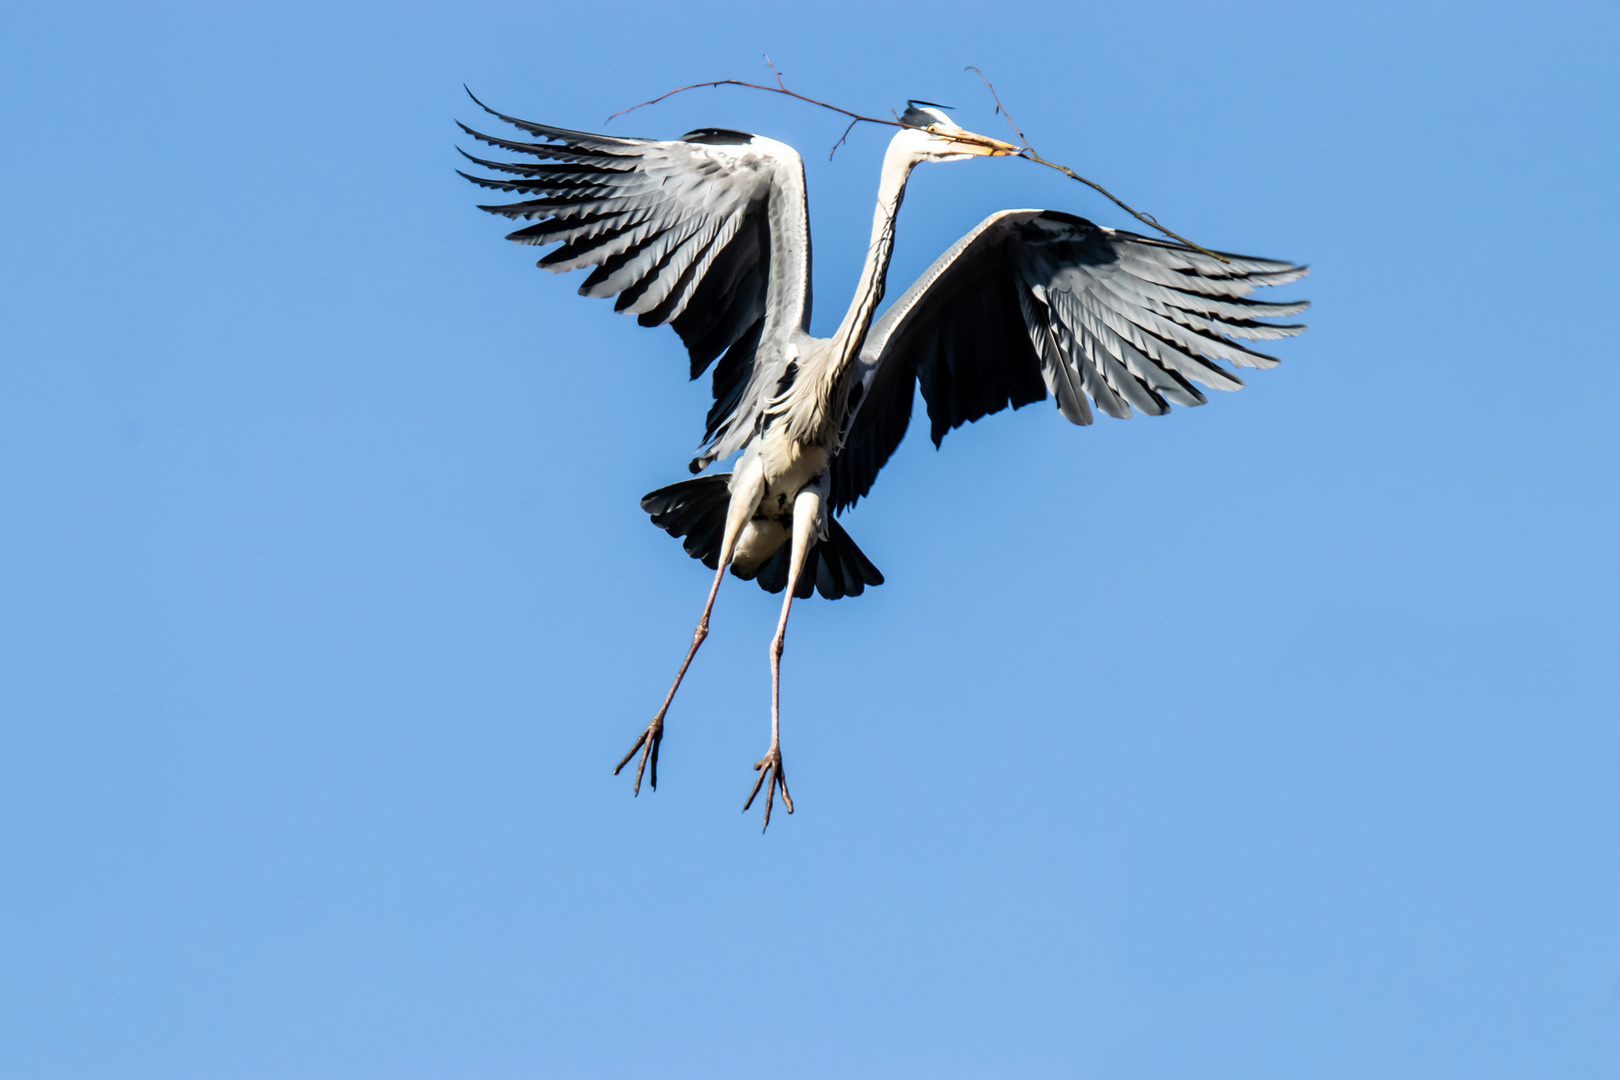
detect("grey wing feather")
[830,209,1308,512]
[458,94,812,462]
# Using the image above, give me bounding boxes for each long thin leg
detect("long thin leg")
[616,462,765,795]
[744,486,820,830]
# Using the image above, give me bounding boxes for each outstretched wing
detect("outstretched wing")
[458,95,812,462]
[830,210,1308,511]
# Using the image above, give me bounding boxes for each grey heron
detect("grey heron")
[459,96,1308,829]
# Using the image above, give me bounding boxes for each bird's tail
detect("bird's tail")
[641,474,734,571]
[740,515,885,600]
[640,474,884,600]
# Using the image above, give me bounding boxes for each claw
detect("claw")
[743,746,792,831]
[613,718,663,795]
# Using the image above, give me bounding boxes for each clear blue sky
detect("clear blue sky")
[2,2,1617,1077]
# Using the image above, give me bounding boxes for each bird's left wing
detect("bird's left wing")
[458,96,811,463]
[830,209,1308,511]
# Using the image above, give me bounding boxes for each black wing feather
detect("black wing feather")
[458,96,805,405]
[830,210,1308,512]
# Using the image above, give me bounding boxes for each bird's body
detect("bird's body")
[730,437,828,577]
[460,96,1308,827]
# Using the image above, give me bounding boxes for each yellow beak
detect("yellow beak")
[948,131,1022,157]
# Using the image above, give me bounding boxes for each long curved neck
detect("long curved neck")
[774,140,917,448]
[832,141,917,361]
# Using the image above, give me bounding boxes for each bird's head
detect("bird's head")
[893,101,1021,162]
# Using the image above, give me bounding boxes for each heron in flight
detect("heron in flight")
[459,95,1307,828]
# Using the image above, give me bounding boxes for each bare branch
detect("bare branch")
[606,71,905,131]
[965,65,1031,149]
[1023,155,1226,261]
[606,61,1230,263]
[763,53,787,91]
[828,117,859,161]
[966,66,1229,263]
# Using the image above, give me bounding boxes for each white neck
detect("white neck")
[769,138,917,449]
[831,139,917,361]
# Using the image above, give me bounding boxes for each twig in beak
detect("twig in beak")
[605,58,1231,263]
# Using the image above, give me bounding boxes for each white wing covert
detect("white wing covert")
[458,96,812,463]
[830,210,1308,511]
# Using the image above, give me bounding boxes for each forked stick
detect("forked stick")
[606,58,1231,264]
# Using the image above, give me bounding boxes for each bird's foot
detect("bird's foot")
[743,743,793,832]
[613,716,664,795]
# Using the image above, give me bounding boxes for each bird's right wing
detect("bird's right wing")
[830,209,1308,511]
[458,95,811,462]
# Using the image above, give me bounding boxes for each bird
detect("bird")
[458,93,1308,829]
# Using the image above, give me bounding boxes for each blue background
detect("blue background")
[2,2,1617,1076]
